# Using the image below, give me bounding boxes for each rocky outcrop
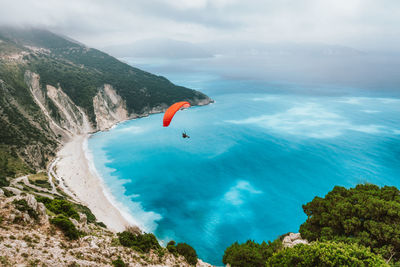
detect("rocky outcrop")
[282,233,309,248]
[93,84,128,131]
[24,71,68,139]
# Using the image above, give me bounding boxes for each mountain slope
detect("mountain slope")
[0,27,212,177]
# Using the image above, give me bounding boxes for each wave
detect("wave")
[83,136,162,232]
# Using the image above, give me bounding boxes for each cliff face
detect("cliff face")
[93,84,128,131]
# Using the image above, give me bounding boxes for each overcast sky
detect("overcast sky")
[0,0,399,51]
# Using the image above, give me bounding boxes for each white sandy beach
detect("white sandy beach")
[54,135,131,232]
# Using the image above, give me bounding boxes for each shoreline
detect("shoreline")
[54,134,133,232]
[51,99,214,231]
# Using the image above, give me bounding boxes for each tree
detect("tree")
[176,243,198,266]
[299,184,400,262]
[223,239,282,267]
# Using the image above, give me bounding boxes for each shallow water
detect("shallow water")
[88,75,400,265]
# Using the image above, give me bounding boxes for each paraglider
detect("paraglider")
[163,101,191,127]
[163,101,191,138]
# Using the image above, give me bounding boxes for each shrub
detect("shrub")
[0,176,9,187]
[176,243,198,266]
[12,199,39,221]
[223,239,282,267]
[74,203,97,223]
[2,188,14,197]
[96,221,107,228]
[36,196,79,220]
[117,231,161,253]
[299,184,400,262]
[112,256,126,267]
[167,240,177,254]
[266,242,388,267]
[50,215,80,240]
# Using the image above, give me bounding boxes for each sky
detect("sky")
[0,0,400,52]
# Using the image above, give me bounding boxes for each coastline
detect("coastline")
[54,134,132,232]
[51,99,214,233]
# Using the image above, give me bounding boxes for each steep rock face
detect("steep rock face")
[25,71,93,139]
[46,84,92,134]
[93,84,128,131]
[24,71,67,139]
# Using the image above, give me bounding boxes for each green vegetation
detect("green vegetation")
[176,243,198,266]
[223,184,400,266]
[223,239,283,267]
[267,242,388,267]
[73,203,97,224]
[167,240,177,254]
[28,172,52,190]
[112,256,126,267]
[223,239,387,267]
[50,214,80,240]
[36,196,80,220]
[166,240,198,265]
[96,221,107,228]
[0,62,57,171]
[12,199,39,221]
[2,188,14,197]
[300,184,400,263]
[36,196,100,226]
[0,147,32,182]
[117,231,161,253]
[0,176,9,187]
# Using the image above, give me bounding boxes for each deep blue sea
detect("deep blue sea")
[88,61,400,265]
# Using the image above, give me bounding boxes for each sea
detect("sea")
[87,58,400,265]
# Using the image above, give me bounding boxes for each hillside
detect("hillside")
[0,27,212,177]
[0,27,213,266]
[0,177,210,266]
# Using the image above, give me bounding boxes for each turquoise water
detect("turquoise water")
[88,76,400,265]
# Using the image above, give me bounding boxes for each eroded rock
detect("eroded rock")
[282,232,308,248]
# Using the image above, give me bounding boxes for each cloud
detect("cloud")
[0,0,399,51]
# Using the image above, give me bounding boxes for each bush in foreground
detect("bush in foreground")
[266,242,388,267]
[300,184,400,262]
[223,239,283,267]
[50,215,80,240]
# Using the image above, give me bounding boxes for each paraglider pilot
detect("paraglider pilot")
[182,131,190,138]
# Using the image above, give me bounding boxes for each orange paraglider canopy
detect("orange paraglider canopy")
[163,101,191,127]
